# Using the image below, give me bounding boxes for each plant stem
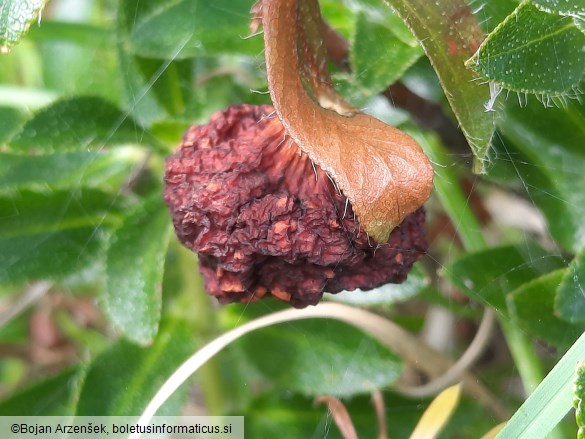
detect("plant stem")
[176,243,226,415]
[499,317,543,393]
[417,132,549,398]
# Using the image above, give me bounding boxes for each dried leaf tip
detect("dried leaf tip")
[261,0,433,243]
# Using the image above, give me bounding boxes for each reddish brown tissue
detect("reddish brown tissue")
[164,104,427,308]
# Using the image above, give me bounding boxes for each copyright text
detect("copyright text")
[3,416,244,438]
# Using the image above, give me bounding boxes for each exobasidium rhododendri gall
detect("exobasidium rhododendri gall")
[164,104,428,308]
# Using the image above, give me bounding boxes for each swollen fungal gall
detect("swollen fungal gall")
[164,104,427,308]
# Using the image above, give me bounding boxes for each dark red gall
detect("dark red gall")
[164,104,427,308]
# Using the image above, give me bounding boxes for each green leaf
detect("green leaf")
[114,1,195,117]
[384,0,495,172]
[9,96,160,153]
[351,13,422,95]
[117,53,166,126]
[75,319,195,415]
[467,0,522,34]
[0,368,84,415]
[495,330,585,438]
[126,0,262,59]
[0,189,124,285]
[0,148,144,191]
[39,39,122,104]
[497,98,585,252]
[0,0,47,53]
[532,0,585,17]
[116,1,167,125]
[102,196,172,345]
[25,20,114,47]
[149,120,191,146]
[0,105,27,144]
[0,228,104,286]
[510,270,585,347]
[467,1,585,95]
[556,250,585,323]
[239,319,402,397]
[446,243,565,311]
[0,189,124,238]
[132,57,191,117]
[334,0,418,46]
[576,17,585,33]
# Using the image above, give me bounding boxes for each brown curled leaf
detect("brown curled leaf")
[261,0,434,244]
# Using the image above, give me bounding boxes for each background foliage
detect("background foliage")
[1,0,584,437]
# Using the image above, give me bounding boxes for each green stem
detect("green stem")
[417,133,550,398]
[175,243,226,415]
[499,316,543,393]
[502,301,565,439]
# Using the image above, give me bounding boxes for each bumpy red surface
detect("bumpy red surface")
[164,104,427,308]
